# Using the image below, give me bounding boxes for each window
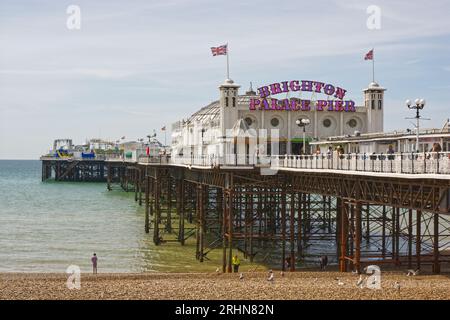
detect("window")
[225,97,229,107]
[323,118,332,128]
[271,118,279,127]
[371,100,375,109]
[378,100,382,110]
[245,117,253,126]
[348,119,357,128]
[232,97,236,107]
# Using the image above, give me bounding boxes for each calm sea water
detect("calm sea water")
[0,160,234,273]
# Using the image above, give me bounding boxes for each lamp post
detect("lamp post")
[406,98,426,152]
[296,118,311,154]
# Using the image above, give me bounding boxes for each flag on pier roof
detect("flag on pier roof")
[211,44,227,56]
[364,49,374,60]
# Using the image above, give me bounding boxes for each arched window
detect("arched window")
[225,97,229,107]
[371,100,375,109]
[232,97,236,107]
[378,100,382,110]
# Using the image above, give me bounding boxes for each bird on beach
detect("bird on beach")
[393,281,401,292]
[335,277,344,286]
[215,267,220,274]
[406,269,420,276]
[267,270,274,282]
[356,275,364,289]
[239,272,244,280]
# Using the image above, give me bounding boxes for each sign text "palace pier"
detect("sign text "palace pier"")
[249,80,356,112]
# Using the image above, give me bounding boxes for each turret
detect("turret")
[364,82,386,133]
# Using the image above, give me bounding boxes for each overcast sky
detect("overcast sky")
[1,0,449,159]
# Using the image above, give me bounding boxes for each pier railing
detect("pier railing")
[162,152,450,175]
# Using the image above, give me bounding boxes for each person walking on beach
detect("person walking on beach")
[91,253,98,274]
[319,255,328,270]
[232,255,240,273]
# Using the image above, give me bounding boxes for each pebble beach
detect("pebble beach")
[1,271,449,300]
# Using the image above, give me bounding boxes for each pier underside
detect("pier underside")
[42,159,450,273]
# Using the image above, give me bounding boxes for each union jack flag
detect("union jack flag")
[211,44,227,56]
[364,49,374,60]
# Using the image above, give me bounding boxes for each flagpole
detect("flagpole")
[226,43,230,79]
[372,47,375,82]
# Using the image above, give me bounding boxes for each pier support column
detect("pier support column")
[297,192,303,259]
[290,192,296,271]
[144,175,150,233]
[281,190,286,271]
[395,207,400,265]
[178,180,185,245]
[381,205,386,259]
[134,168,138,202]
[107,163,112,191]
[354,202,362,273]
[138,169,142,206]
[227,187,234,273]
[153,174,161,245]
[339,199,348,272]
[416,210,422,270]
[166,175,172,233]
[433,212,440,274]
[222,187,228,273]
[408,209,413,268]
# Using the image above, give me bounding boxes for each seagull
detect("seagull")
[215,267,220,274]
[406,269,420,276]
[239,272,244,280]
[338,279,344,286]
[356,275,364,288]
[280,271,284,277]
[351,269,359,274]
[393,281,401,292]
[267,270,274,282]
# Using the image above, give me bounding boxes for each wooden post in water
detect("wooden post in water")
[166,175,172,233]
[144,175,150,233]
[153,173,160,245]
[138,169,142,206]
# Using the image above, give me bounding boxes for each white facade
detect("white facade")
[171,78,386,159]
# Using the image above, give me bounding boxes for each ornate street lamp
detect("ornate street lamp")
[296,118,311,154]
[406,98,425,152]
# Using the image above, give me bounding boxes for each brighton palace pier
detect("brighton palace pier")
[41,77,450,274]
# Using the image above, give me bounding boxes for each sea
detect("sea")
[0,160,233,273]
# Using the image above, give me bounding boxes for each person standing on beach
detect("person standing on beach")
[91,253,98,274]
[232,255,240,273]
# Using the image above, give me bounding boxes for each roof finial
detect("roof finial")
[246,81,256,95]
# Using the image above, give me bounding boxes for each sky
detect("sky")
[0,0,449,159]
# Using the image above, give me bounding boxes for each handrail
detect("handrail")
[163,152,450,175]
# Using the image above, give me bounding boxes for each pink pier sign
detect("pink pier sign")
[249,80,356,112]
